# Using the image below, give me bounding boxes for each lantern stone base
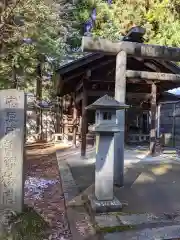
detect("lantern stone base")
[88,195,122,213]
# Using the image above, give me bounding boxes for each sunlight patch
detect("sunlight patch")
[151,164,172,176]
[134,172,156,184]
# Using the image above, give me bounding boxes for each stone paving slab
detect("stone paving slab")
[95,214,120,228]
[115,163,180,214]
[57,160,80,206]
[56,150,99,240]
[95,212,180,229]
[118,213,166,226]
[103,225,180,240]
[67,206,99,240]
[67,149,180,215]
[57,147,180,240]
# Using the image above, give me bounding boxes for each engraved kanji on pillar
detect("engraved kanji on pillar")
[0,89,25,212]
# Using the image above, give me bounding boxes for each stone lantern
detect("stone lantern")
[86,95,129,212]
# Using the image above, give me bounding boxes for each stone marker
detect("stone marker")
[0,89,25,212]
[86,95,129,213]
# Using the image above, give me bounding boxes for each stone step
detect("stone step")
[103,224,180,240]
[95,212,180,229]
[95,212,180,239]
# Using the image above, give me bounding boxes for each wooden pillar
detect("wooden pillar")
[81,73,89,157]
[12,65,18,88]
[60,97,63,134]
[150,82,157,155]
[157,104,161,138]
[56,75,64,134]
[62,96,65,139]
[72,95,78,147]
[114,51,127,187]
[56,96,61,133]
[36,61,42,139]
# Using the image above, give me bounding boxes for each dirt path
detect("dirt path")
[25,143,72,240]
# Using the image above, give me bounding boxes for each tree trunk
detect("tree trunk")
[12,65,18,89]
[36,61,42,139]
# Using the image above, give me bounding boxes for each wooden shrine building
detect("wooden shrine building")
[56,28,180,157]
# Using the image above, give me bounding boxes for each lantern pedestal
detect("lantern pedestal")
[88,195,122,213]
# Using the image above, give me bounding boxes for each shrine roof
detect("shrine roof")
[56,52,180,96]
[58,52,180,75]
[56,31,180,96]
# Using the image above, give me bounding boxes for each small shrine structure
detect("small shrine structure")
[56,27,180,186]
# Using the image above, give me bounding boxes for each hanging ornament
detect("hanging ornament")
[84,19,93,34]
[83,0,112,35]
[91,8,96,21]
[23,38,33,44]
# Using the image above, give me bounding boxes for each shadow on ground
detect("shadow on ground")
[70,157,180,215]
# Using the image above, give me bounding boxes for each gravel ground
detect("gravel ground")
[24,143,72,240]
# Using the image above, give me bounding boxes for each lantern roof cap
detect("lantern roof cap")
[86,95,129,110]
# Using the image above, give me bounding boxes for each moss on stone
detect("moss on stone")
[95,224,136,233]
[0,206,48,240]
[110,211,144,216]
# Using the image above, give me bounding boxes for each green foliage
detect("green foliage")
[0,0,66,91]
[0,207,48,240]
[147,0,180,46]
[73,0,180,47]
[2,0,180,97]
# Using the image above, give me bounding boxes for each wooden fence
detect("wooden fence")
[159,101,180,148]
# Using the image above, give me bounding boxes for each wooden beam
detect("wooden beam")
[75,92,83,103]
[88,90,151,99]
[126,70,180,81]
[127,79,152,84]
[63,58,115,82]
[76,81,83,92]
[76,91,152,102]
[58,53,103,74]
[89,79,152,84]
[144,62,161,72]
[90,58,115,71]
[90,80,114,83]
[82,36,180,61]
[159,60,180,74]
[88,90,113,97]
[128,93,152,101]
[64,71,84,82]
[150,83,157,155]
[134,57,161,72]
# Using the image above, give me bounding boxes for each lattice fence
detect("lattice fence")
[160,101,180,148]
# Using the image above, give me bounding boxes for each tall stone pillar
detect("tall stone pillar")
[114,51,127,187]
